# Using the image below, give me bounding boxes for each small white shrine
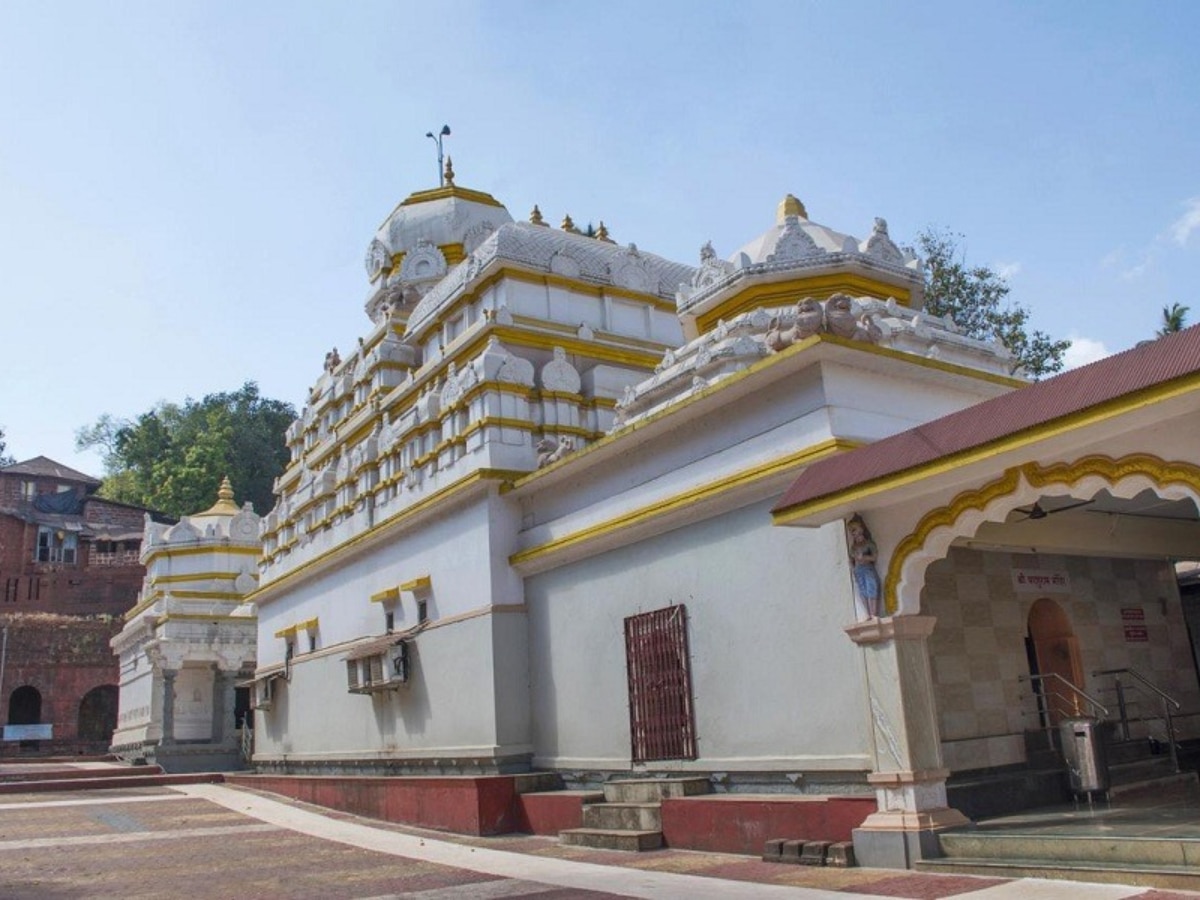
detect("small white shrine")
[110,478,260,772]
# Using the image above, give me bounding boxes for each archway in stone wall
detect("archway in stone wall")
[1026,598,1085,725]
[78,685,118,742]
[7,686,41,725]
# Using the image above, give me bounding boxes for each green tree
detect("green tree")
[0,426,13,467]
[916,228,1070,379]
[76,382,295,517]
[1157,302,1190,337]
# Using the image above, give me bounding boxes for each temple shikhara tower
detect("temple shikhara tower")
[236,163,1200,867]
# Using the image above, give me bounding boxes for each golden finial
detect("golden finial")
[530,204,546,226]
[777,193,808,222]
[561,214,579,234]
[596,221,613,242]
[197,475,240,517]
[443,155,456,187]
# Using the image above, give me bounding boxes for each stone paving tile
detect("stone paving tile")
[0,827,511,900]
[0,798,244,841]
[843,873,1009,899]
[0,785,176,804]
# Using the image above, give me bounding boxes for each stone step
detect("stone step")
[917,857,1200,891]
[512,772,565,794]
[581,801,662,831]
[938,830,1200,868]
[602,777,710,803]
[559,827,664,852]
[1108,769,1200,802]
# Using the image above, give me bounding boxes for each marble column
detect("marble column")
[846,615,968,868]
[160,669,177,747]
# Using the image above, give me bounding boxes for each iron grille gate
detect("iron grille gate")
[624,604,697,762]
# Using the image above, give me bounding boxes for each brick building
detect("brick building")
[0,456,170,755]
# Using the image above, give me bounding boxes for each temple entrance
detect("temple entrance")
[1025,597,1085,724]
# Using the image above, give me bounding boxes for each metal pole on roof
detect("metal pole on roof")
[425,125,451,186]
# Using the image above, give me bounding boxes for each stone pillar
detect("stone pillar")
[160,669,177,746]
[846,615,968,868]
[211,669,236,746]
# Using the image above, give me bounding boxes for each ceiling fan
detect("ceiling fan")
[1013,499,1096,521]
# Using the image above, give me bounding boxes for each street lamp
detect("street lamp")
[425,125,451,186]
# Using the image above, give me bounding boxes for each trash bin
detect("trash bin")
[1059,716,1110,794]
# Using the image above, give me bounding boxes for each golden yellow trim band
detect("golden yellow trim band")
[772,368,1200,526]
[510,438,856,568]
[400,575,431,592]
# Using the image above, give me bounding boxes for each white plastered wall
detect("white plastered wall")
[524,499,872,773]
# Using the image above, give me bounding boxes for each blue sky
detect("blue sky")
[2,2,1198,476]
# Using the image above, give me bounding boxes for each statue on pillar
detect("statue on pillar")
[846,513,882,620]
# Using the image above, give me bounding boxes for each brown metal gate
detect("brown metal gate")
[624,605,697,762]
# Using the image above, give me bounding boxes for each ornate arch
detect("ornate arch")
[883,453,1200,615]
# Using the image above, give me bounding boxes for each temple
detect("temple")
[225,164,1199,866]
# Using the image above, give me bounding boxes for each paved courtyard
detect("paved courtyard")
[0,781,1197,899]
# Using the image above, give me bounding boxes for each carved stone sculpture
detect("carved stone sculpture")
[846,513,882,620]
[537,436,575,469]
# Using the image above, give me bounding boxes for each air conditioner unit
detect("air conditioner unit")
[346,641,410,694]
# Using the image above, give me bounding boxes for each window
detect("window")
[385,610,395,633]
[624,605,698,762]
[20,481,35,500]
[35,528,77,564]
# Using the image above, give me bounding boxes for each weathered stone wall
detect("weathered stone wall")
[0,613,121,755]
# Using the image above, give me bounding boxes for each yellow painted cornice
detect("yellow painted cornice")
[249,467,524,608]
[149,571,245,585]
[398,184,505,210]
[772,368,1200,526]
[399,575,431,592]
[510,438,856,568]
[370,587,400,603]
[140,544,260,567]
[695,273,914,335]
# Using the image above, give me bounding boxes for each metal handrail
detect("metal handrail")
[1093,667,1181,772]
[1021,673,1109,719]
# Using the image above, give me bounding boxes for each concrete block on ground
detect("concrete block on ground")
[762,838,786,862]
[801,840,831,866]
[826,841,856,867]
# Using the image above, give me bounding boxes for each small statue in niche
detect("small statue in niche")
[846,513,882,620]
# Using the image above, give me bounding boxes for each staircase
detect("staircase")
[559,776,710,851]
[919,825,1200,890]
[926,732,1200,889]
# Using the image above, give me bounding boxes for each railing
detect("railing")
[1019,673,1109,750]
[90,551,141,567]
[1093,667,1181,773]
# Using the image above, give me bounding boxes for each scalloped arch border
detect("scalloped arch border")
[882,453,1200,614]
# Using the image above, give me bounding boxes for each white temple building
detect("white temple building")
[110,478,260,772]
[244,165,1200,867]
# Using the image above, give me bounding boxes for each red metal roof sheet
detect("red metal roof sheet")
[773,326,1200,515]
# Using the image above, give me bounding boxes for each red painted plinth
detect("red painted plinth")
[516,791,592,835]
[227,774,521,836]
[661,795,877,854]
